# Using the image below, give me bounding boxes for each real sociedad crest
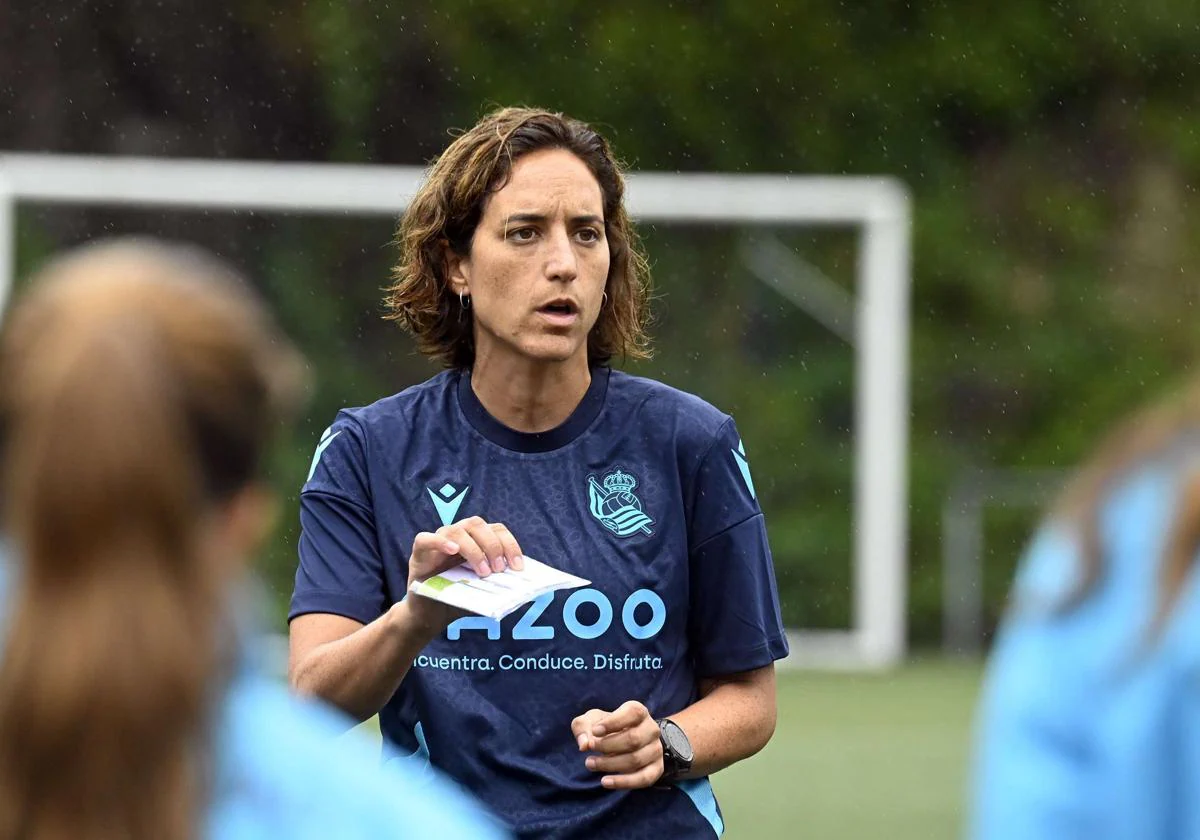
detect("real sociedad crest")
[587,468,654,537]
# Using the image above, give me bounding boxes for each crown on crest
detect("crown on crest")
[603,469,637,493]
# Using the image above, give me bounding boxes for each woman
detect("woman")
[969,384,1200,838]
[289,107,788,839]
[0,239,506,840]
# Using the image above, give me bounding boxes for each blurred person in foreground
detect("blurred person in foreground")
[0,239,508,840]
[969,383,1200,839]
[288,107,788,839]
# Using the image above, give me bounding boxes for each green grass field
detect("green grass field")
[715,661,982,839]
[353,660,983,839]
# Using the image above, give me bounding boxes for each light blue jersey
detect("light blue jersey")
[969,461,1200,840]
[207,672,510,840]
[0,563,509,840]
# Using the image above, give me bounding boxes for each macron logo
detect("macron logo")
[428,482,470,527]
[732,439,756,499]
[306,427,342,482]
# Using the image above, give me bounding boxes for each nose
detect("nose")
[544,227,578,283]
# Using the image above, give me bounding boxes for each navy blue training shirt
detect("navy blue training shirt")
[290,367,789,839]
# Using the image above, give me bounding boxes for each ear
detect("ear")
[219,484,279,568]
[443,239,471,298]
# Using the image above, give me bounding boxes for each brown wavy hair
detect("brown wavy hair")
[385,106,653,369]
[0,239,305,840]
[1051,379,1200,636]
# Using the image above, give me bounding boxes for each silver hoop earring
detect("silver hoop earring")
[602,292,609,308]
[458,290,470,322]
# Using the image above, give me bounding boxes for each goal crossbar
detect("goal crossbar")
[0,152,911,669]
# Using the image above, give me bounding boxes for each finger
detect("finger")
[571,710,606,750]
[441,525,490,577]
[490,522,524,571]
[586,741,661,775]
[592,700,650,737]
[412,530,460,558]
[600,757,665,791]
[411,532,461,578]
[462,517,506,572]
[593,718,658,756]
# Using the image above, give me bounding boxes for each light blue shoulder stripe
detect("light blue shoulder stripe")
[678,778,724,836]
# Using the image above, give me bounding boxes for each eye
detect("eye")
[576,227,603,244]
[508,227,538,242]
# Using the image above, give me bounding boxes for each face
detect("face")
[447,148,610,369]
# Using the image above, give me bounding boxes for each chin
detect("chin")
[519,336,585,364]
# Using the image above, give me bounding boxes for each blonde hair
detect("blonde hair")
[1053,379,1200,633]
[0,239,305,840]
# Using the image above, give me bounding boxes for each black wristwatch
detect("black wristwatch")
[657,718,694,782]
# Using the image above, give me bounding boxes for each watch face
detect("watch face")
[662,720,694,763]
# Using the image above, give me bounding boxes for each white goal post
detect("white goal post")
[0,153,911,670]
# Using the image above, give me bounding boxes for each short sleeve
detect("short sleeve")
[289,416,388,626]
[686,418,789,677]
[214,675,513,839]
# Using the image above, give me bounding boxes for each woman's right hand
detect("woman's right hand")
[401,516,525,632]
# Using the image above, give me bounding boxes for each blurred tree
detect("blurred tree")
[3,0,1200,644]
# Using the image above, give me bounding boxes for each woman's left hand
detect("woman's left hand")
[571,700,664,789]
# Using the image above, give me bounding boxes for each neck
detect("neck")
[470,352,592,433]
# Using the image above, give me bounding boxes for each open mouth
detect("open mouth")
[539,300,578,316]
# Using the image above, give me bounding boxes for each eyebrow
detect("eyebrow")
[504,212,604,226]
